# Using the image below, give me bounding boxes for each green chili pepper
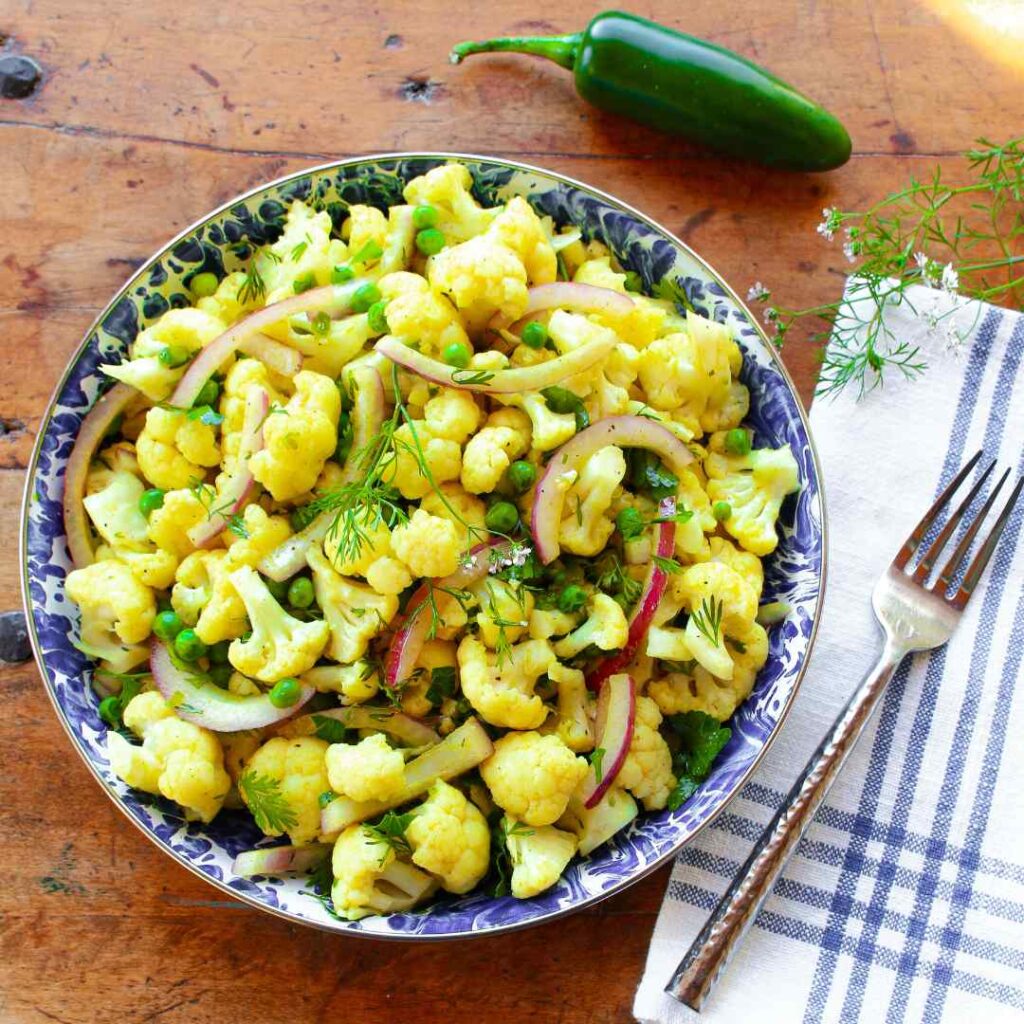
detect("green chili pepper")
[451,11,851,172]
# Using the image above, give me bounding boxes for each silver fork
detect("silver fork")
[667,449,1024,1012]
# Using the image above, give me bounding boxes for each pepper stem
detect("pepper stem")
[449,32,582,71]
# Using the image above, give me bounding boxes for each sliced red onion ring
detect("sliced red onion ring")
[586,498,677,692]
[491,282,634,331]
[188,387,268,549]
[298,706,439,747]
[374,332,616,395]
[384,538,511,691]
[257,366,385,582]
[238,333,303,377]
[232,844,329,878]
[150,639,313,731]
[531,417,693,564]
[62,382,138,568]
[580,673,636,808]
[170,280,365,408]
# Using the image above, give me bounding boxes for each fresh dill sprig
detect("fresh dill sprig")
[690,596,724,648]
[750,136,1024,398]
[363,810,414,865]
[238,772,298,834]
[652,555,684,576]
[237,261,267,305]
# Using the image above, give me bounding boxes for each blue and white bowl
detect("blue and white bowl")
[20,154,826,939]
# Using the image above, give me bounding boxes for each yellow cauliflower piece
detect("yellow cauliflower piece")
[241,736,330,844]
[673,468,717,560]
[390,508,462,578]
[250,370,340,501]
[322,506,393,577]
[262,201,338,302]
[481,731,589,827]
[301,660,380,703]
[400,638,457,717]
[704,434,800,557]
[147,488,207,558]
[457,636,554,730]
[325,733,406,803]
[706,535,764,601]
[419,483,487,546]
[378,272,470,358]
[406,780,490,894]
[172,549,248,644]
[402,163,496,242]
[505,819,578,899]
[365,556,413,596]
[552,593,628,659]
[528,607,581,642]
[471,578,534,649]
[108,692,230,822]
[487,196,557,284]
[136,407,219,491]
[384,421,462,500]
[222,505,292,570]
[461,424,529,495]
[558,445,626,556]
[548,662,595,753]
[423,386,482,443]
[617,696,676,810]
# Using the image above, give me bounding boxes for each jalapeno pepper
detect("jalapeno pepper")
[451,10,851,172]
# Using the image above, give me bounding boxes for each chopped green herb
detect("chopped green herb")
[239,771,299,833]
[690,595,724,647]
[666,710,732,810]
[312,714,348,744]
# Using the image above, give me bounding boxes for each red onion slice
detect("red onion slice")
[257,366,385,582]
[62,382,138,568]
[580,673,636,808]
[232,844,329,878]
[238,333,303,377]
[374,332,616,395]
[586,498,677,692]
[531,417,693,564]
[187,387,268,549]
[150,639,313,731]
[490,282,634,331]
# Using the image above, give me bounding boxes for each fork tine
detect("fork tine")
[936,467,1010,591]
[894,449,984,570]
[912,459,998,583]
[948,473,1023,610]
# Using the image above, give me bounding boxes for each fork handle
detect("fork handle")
[666,638,908,1010]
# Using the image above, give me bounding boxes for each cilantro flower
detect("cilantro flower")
[746,282,770,302]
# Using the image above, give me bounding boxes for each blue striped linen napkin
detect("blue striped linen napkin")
[633,285,1024,1024]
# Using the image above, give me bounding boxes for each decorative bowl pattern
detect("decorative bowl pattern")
[21,154,826,939]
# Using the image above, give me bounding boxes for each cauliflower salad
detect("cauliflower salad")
[63,163,800,918]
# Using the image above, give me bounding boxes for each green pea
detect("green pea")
[367,300,390,334]
[152,608,183,642]
[269,677,301,708]
[158,344,190,368]
[312,310,332,335]
[484,501,519,534]
[350,282,381,313]
[623,270,643,293]
[415,228,445,256]
[541,386,580,414]
[194,379,221,408]
[191,271,219,298]
[292,271,316,294]
[173,628,207,663]
[287,576,315,609]
[208,640,231,665]
[208,663,233,688]
[412,204,439,230]
[138,487,166,518]
[724,428,752,456]
[558,584,588,614]
[616,507,646,541]
[331,264,354,284]
[506,460,536,494]
[520,321,548,349]
[98,695,122,727]
[264,576,290,603]
[442,342,471,369]
[713,501,733,522]
[318,790,337,808]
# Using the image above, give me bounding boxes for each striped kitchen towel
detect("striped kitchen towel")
[634,286,1024,1024]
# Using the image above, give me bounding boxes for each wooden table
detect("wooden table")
[0,2,1017,1020]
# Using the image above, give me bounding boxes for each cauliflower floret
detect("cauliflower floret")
[66,559,155,671]
[649,664,741,721]
[108,692,230,822]
[250,370,340,501]
[172,549,248,643]
[301,659,380,703]
[503,818,578,898]
[219,359,285,465]
[704,435,800,556]
[402,163,497,243]
[572,258,670,347]
[406,780,490,894]
[546,310,631,420]
[260,201,338,301]
[616,696,676,811]
[671,468,717,559]
[548,662,595,753]
[325,733,406,803]
[706,535,764,600]
[390,508,463,578]
[306,546,398,663]
[552,593,628,659]
[423,387,482,443]
[222,505,293,570]
[331,824,437,920]
[365,556,413,596]
[494,390,575,453]
[558,446,626,556]
[399,638,457,717]
[322,506,394,577]
[427,234,529,333]
[558,786,639,856]
[378,272,470,358]
[457,636,554,730]
[384,422,462,500]
[528,607,581,641]
[646,625,692,663]
[419,483,487,546]
[136,407,219,491]
[471,578,534,649]
[101,307,227,401]
[481,731,588,827]
[147,487,207,558]
[220,730,263,782]
[487,196,557,284]
[461,424,529,495]
[242,736,330,844]
[227,565,329,682]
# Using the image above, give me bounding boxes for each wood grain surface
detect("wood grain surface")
[0,2,1017,1021]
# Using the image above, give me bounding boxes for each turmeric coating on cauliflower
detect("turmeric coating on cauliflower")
[67,162,797,917]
